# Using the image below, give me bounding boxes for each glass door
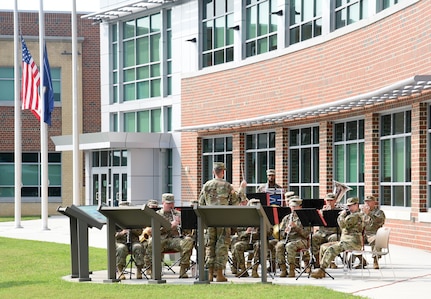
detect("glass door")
[92,172,108,206]
[112,171,127,206]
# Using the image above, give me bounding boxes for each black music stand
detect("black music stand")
[263,206,291,241]
[246,193,268,206]
[322,209,342,240]
[295,208,334,280]
[179,207,198,278]
[301,199,325,209]
[99,205,171,283]
[193,204,271,284]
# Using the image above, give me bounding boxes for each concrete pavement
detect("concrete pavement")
[1,215,430,298]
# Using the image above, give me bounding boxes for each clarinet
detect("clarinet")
[284,212,294,245]
[171,209,183,238]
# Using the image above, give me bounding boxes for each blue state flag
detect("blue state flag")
[43,44,54,126]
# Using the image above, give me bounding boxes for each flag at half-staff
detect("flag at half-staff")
[21,36,41,120]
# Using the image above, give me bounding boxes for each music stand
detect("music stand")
[294,208,334,280]
[179,207,198,279]
[322,209,342,240]
[263,206,291,241]
[246,193,268,206]
[301,199,325,209]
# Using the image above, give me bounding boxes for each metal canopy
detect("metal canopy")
[178,75,431,132]
[82,0,175,22]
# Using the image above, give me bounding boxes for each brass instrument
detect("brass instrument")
[333,180,352,204]
[139,227,152,243]
[272,223,281,240]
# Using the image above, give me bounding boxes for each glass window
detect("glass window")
[380,110,411,206]
[289,127,319,199]
[335,0,368,30]
[334,120,365,203]
[202,136,233,183]
[377,0,401,12]
[289,0,322,45]
[246,132,276,192]
[0,152,61,198]
[0,67,61,102]
[246,0,278,58]
[202,0,235,67]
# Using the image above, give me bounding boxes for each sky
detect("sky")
[2,0,100,13]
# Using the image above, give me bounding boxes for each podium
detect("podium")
[193,204,271,283]
[57,205,106,281]
[98,205,171,283]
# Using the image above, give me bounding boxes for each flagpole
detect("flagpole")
[39,0,49,230]
[14,0,23,229]
[72,0,80,206]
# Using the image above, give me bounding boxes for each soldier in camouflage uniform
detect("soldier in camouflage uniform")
[311,197,364,279]
[312,193,341,267]
[115,201,145,280]
[144,193,194,279]
[257,169,282,192]
[275,197,310,278]
[198,162,247,282]
[357,195,386,269]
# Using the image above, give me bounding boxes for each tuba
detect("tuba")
[333,180,352,204]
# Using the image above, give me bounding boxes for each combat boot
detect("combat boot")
[279,264,287,277]
[208,267,214,281]
[250,264,259,278]
[288,264,296,278]
[215,269,228,282]
[373,256,379,269]
[136,266,143,279]
[179,265,189,278]
[117,265,126,280]
[310,268,326,279]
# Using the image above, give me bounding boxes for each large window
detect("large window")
[114,11,171,102]
[0,152,61,198]
[335,0,368,30]
[202,0,235,67]
[245,0,278,57]
[380,111,411,207]
[123,107,171,133]
[0,67,61,102]
[245,132,276,192]
[334,119,365,203]
[289,0,322,45]
[202,136,233,184]
[289,126,319,199]
[377,0,402,12]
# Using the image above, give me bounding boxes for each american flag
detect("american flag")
[21,37,41,120]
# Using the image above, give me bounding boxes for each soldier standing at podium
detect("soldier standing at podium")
[198,162,247,282]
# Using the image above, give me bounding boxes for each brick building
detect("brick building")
[0,10,100,216]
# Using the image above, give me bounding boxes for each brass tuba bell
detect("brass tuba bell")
[272,223,281,240]
[333,180,352,203]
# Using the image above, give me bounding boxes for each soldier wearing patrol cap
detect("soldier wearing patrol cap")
[198,162,248,282]
[311,197,364,279]
[257,169,283,193]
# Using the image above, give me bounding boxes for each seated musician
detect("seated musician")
[230,198,261,277]
[274,197,310,278]
[312,193,341,268]
[138,199,159,275]
[115,201,145,280]
[311,197,364,279]
[144,193,194,279]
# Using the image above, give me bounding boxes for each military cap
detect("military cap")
[365,195,377,202]
[146,199,159,207]
[213,162,225,171]
[266,169,276,175]
[325,193,336,200]
[248,198,261,206]
[289,196,303,207]
[162,193,175,203]
[285,191,294,199]
[346,197,359,206]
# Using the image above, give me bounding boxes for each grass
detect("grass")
[0,220,364,299]
[0,216,39,222]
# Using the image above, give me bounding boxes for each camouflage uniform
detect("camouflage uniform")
[312,205,341,263]
[275,211,310,267]
[318,209,364,270]
[256,182,282,193]
[144,208,194,270]
[363,206,386,249]
[198,177,245,271]
[116,228,145,269]
[231,228,259,275]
